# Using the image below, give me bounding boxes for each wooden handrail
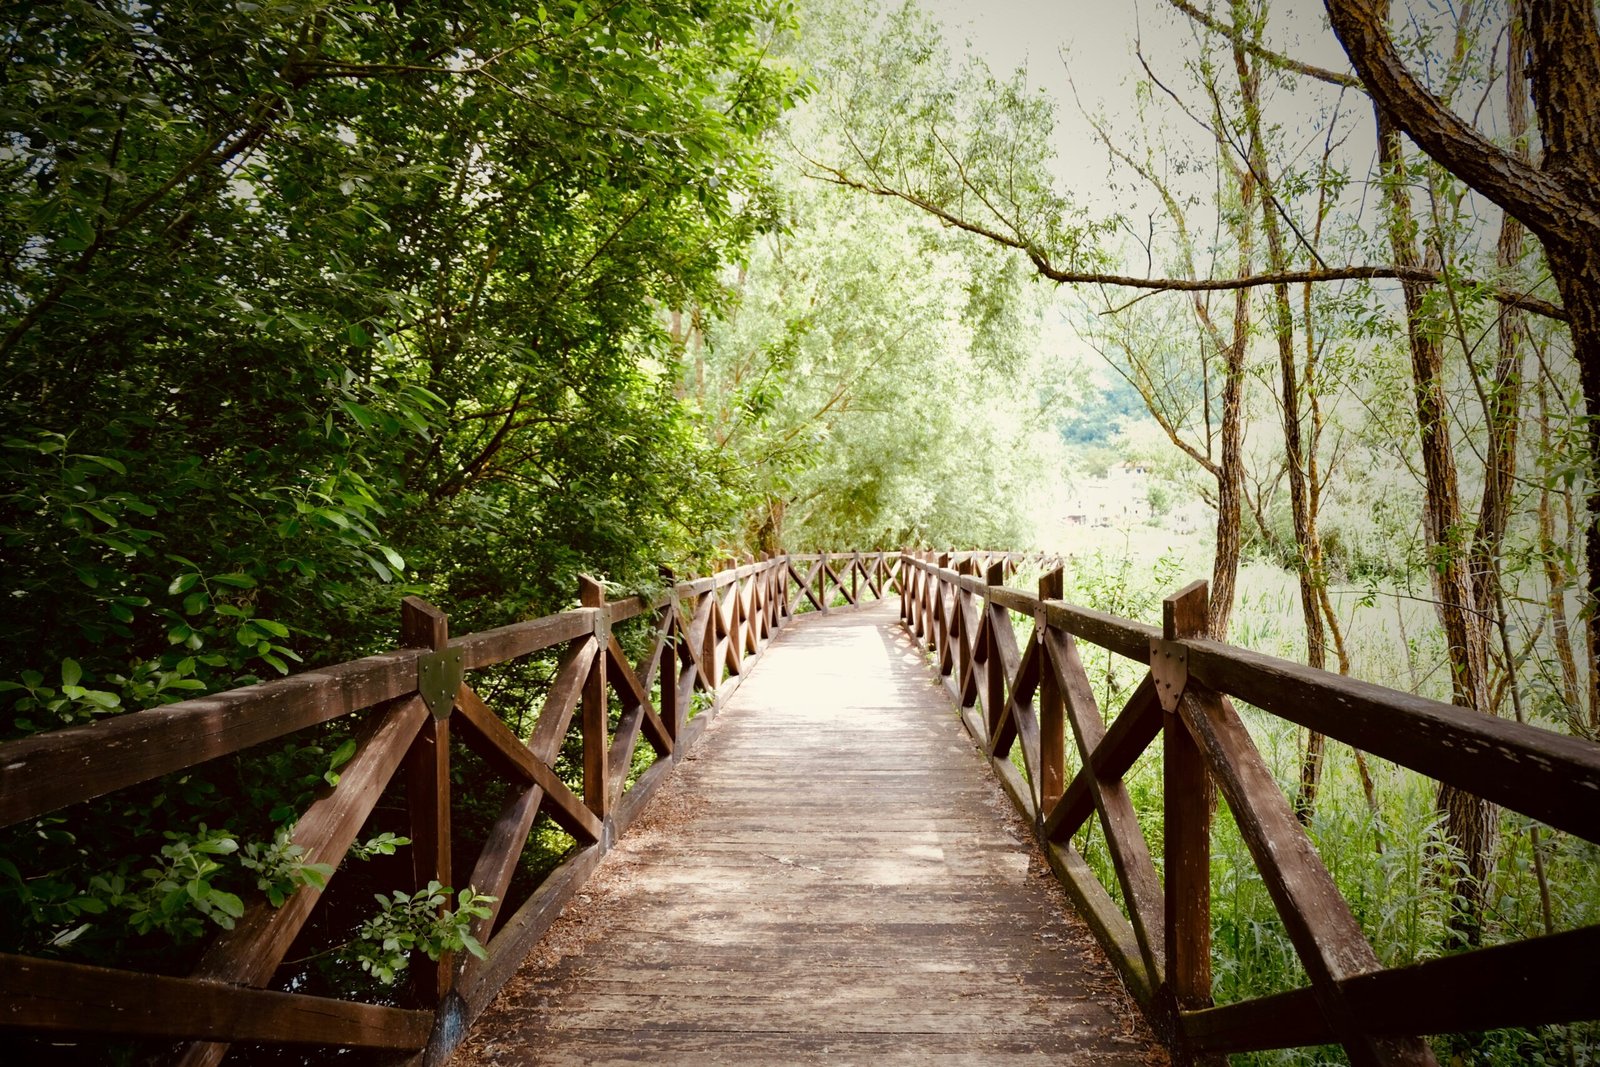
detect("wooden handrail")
[897,552,1600,1066]
[904,560,1600,840]
[0,554,906,1065]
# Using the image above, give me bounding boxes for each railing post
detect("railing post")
[579,575,610,828]
[933,552,950,656]
[702,581,718,694]
[725,559,745,672]
[984,561,1006,738]
[753,553,767,641]
[950,557,972,690]
[1038,567,1065,814]
[1162,580,1212,1018]
[912,553,927,638]
[658,566,680,743]
[400,595,454,1001]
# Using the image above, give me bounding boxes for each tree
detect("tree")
[1,0,798,721]
[0,0,797,981]
[1324,0,1598,726]
[696,48,1064,553]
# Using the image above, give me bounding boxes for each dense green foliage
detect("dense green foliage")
[0,0,798,990]
[1,0,796,729]
[697,168,1063,551]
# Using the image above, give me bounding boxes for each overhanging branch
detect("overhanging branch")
[809,166,1568,322]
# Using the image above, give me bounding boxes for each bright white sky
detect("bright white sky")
[908,3,1382,415]
[919,0,1364,218]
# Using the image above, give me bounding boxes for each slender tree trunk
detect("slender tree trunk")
[1375,106,1496,940]
[1206,181,1254,641]
[1326,0,1600,741]
[1470,5,1530,682]
[1229,8,1330,816]
[1536,374,1587,727]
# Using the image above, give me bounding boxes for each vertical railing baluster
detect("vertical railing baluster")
[933,552,950,657]
[658,567,680,742]
[954,558,975,689]
[984,561,1006,738]
[579,575,610,827]
[1162,580,1212,1016]
[400,596,454,1001]
[1038,567,1066,816]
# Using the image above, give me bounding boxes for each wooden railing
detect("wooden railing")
[0,552,902,1065]
[10,544,1595,1066]
[899,551,1600,1065]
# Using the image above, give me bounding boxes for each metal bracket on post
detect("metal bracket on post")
[417,648,464,719]
[1149,639,1188,713]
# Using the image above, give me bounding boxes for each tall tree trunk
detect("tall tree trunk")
[1537,373,1587,728]
[1326,0,1600,737]
[1519,1,1600,727]
[1229,6,1330,815]
[1470,4,1530,672]
[1375,106,1496,939]
[1203,169,1255,641]
[1211,315,1247,643]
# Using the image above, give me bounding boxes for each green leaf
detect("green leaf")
[212,573,256,589]
[210,891,245,919]
[77,503,118,527]
[340,400,376,431]
[328,738,358,770]
[169,573,200,595]
[80,454,127,475]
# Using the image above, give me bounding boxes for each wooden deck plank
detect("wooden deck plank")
[451,601,1163,1066]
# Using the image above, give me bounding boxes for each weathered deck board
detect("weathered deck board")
[451,601,1164,1065]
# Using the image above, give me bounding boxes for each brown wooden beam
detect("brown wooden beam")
[0,953,431,1050]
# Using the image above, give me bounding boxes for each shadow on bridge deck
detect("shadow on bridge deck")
[450,600,1164,1065]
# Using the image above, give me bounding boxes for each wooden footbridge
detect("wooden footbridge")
[2,553,1597,1066]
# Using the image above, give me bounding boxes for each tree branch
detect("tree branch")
[1324,0,1569,238]
[809,165,1568,320]
[1165,0,1362,89]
